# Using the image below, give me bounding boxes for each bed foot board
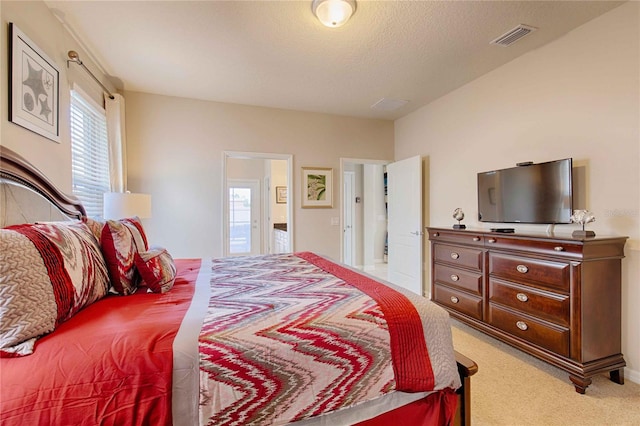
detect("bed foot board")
[453,351,478,426]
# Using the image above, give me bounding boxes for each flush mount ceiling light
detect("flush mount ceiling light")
[312,0,356,28]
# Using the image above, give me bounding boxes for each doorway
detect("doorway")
[340,156,424,296]
[339,158,388,272]
[223,151,293,257]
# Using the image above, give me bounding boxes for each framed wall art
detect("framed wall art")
[301,167,333,208]
[9,23,60,143]
[276,186,287,204]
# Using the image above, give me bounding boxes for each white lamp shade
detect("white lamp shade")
[312,0,356,28]
[103,192,152,220]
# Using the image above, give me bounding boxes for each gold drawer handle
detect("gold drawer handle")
[516,264,529,273]
[516,321,528,331]
[472,237,480,242]
[516,293,529,302]
[554,246,564,252]
[450,296,459,304]
[450,252,460,259]
[433,232,440,237]
[487,238,496,243]
[450,274,460,282]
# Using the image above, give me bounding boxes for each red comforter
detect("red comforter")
[0,259,200,426]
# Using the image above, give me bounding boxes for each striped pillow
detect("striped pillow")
[0,221,110,357]
[101,217,149,295]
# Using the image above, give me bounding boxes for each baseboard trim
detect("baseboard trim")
[625,367,640,384]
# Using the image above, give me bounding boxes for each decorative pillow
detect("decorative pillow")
[82,216,105,245]
[101,217,149,295]
[134,247,177,293]
[0,221,110,357]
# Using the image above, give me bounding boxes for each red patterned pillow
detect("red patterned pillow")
[0,221,110,357]
[100,217,149,295]
[134,247,177,293]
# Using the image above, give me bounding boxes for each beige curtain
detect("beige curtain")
[105,93,127,192]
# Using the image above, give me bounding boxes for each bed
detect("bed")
[0,146,477,426]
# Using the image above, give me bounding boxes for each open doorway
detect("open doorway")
[223,151,293,257]
[340,156,425,296]
[340,158,388,273]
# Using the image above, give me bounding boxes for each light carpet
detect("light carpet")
[450,319,640,425]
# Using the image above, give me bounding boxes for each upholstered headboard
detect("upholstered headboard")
[0,146,85,227]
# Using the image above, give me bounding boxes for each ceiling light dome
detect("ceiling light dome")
[312,0,356,28]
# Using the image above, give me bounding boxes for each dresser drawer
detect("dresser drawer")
[434,264,482,295]
[488,304,570,357]
[433,285,483,321]
[489,253,570,292]
[489,279,569,326]
[428,229,484,247]
[434,243,483,271]
[484,235,583,259]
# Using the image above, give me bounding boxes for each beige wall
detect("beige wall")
[270,159,288,224]
[395,2,640,383]
[0,1,115,192]
[125,91,394,259]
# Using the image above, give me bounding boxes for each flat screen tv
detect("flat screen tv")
[477,158,573,224]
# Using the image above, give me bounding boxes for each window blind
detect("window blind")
[70,89,110,218]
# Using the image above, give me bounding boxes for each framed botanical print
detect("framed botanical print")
[9,23,60,143]
[301,167,333,208]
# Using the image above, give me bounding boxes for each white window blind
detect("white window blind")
[70,89,109,218]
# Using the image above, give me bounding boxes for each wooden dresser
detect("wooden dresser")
[427,227,627,393]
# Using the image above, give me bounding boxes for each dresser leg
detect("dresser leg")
[569,375,591,394]
[610,368,625,385]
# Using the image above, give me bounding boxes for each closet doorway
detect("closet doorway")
[339,158,388,272]
[223,151,293,257]
[340,156,424,296]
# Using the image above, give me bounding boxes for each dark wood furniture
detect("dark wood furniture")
[427,227,627,394]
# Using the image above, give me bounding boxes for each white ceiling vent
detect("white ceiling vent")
[491,24,537,47]
[370,98,409,111]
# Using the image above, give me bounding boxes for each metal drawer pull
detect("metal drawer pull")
[516,321,529,331]
[472,237,480,242]
[516,264,529,273]
[450,274,460,282]
[487,238,496,243]
[433,232,440,237]
[450,252,460,259]
[516,293,529,302]
[554,246,564,252]
[450,296,459,304]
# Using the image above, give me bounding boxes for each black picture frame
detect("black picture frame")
[9,23,60,143]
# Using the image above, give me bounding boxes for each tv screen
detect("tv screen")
[477,158,573,224]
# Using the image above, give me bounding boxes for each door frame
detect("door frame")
[343,171,356,266]
[223,151,294,256]
[339,158,389,264]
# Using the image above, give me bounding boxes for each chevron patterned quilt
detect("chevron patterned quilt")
[198,252,460,425]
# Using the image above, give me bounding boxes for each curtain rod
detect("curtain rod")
[67,50,115,100]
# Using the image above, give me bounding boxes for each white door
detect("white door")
[343,171,355,265]
[387,155,423,295]
[226,179,261,256]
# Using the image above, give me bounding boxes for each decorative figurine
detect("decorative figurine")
[453,208,466,229]
[570,209,596,238]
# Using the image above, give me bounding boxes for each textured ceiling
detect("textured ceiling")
[46,1,624,120]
